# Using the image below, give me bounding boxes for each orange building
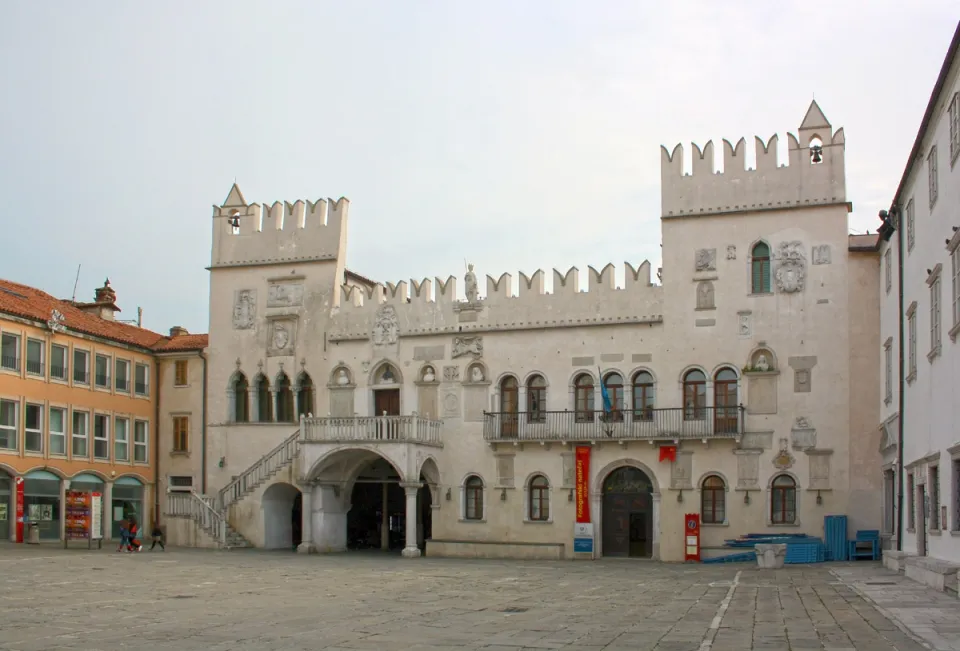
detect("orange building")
[0,277,204,543]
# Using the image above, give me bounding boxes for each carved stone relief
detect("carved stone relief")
[772,437,795,470]
[330,389,355,417]
[737,311,752,339]
[452,336,483,359]
[695,248,717,272]
[267,282,304,307]
[232,289,256,329]
[726,245,737,260]
[266,317,297,357]
[812,245,831,265]
[791,417,817,451]
[442,389,461,418]
[696,281,715,310]
[466,363,487,383]
[495,453,515,488]
[775,241,806,293]
[807,450,832,490]
[372,305,400,346]
[670,450,694,490]
[735,449,761,489]
[442,365,460,382]
[789,356,817,394]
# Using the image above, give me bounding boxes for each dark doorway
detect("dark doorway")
[346,457,404,551]
[291,492,302,549]
[602,466,654,558]
[419,479,433,551]
[374,389,400,416]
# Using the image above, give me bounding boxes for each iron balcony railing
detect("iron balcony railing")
[0,355,19,371]
[302,414,443,447]
[482,406,745,442]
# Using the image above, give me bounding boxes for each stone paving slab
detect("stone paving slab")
[0,545,939,650]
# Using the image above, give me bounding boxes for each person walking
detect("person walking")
[117,518,130,552]
[150,522,165,551]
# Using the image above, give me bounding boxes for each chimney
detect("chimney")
[169,326,189,337]
[72,278,121,321]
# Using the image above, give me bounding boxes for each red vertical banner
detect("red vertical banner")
[575,446,591,523]
[15,477,24,543]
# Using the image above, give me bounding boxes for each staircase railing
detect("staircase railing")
[166,490,226,547]
[216,429,301,512]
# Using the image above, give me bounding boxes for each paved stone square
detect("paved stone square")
[0,545,950,650]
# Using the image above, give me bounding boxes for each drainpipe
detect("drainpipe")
[154,359,161,526]
[200,350,208,494]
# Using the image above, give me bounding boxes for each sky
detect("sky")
[0,2,957,335]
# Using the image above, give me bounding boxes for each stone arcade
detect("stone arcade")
[163,102,883,561]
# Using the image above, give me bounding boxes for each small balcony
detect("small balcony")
[482,406,744,443]
[302,414,443,447]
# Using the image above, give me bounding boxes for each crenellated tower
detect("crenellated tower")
[660,100,847,219]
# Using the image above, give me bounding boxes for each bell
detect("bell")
[228,215,240,228]
[810,145,823,163]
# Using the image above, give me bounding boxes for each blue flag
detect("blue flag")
[598,367,613,414]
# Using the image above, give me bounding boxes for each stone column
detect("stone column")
[248,388,259,422]
[297,483,315,554]
[400,482,421,558]
[102,480,114,542]
[380,482,389,551]
[313,485,348,552]
[651,493,661,561]
[269,391,278,421]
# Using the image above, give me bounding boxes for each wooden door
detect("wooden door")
[500,378,519,438]
[713,370,738,433]
[374,389,400,416]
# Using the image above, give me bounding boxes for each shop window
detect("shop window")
[24,471,61,540]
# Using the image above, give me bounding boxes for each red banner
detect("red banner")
[575,446,591,523]
[659,445,677,463]
[15,477,24,543]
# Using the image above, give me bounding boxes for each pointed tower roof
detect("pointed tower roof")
[222,183,247,207]
[799,100,831,130]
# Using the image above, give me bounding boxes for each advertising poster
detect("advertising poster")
[64,490,91,540]
[90,492,103,540]
[15,477,24,543]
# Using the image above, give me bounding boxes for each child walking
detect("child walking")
[150,522,165,551]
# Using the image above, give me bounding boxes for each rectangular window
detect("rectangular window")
[952,247,960,329]
[907,473,916,529]
[25,339,44,376]
[95,354,110,388]
[72,410,89,458]
[24,403,43,453]
[930,465,941,529]
[168,475,194,492]
[50,344,68,380]
[928,145,939,209]
[1,332,21,371]
[134,420,148,463]
[114,417,129,462]
[950,92,959,164]
[93,414,109,460]
[908,312,917,378]
[0,399,18,450]
[173,416,189,453]
[884,249,892,293]
[73,349,89,384]
[174,360,188,386]
[884,340,893,402]
[135,363,149,396]
[115,359,130,392]
[49,407,66,456]
[931,277,942,356]
[906,198,915,252]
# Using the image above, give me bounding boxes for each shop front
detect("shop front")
[0,471,10,541]
[24,470,61,540]
[69,473,105,538]
[112,476,145,538]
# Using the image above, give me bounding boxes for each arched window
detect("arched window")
[297,372,314,418]
[701,475,726,524]
[574,374,594,422]
[465,476,484,520]
[255,374,272,422]
[771,474,797,524]
[499,376,519,437]
[632,371,655,421]
[526,375,546,423]
[683,370,706,421]
[751,242,771,294]
[602,372,624,421]
[233,373,249,422]
[713,368,739,434]
[528,475,550,521]
[275,372,294,422]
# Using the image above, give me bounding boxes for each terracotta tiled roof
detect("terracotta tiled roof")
[152,333,208,353]
[848,233,880,251]
[0,278,208,353]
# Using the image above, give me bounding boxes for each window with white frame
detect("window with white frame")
[950,92,959,164]
[931,275,942,358]
[95,354,110,388]
[884,249,892,293]
[907,307,917,380]
[50,344,68,380]
[24,403,42,453]
[906,198,915,252]
[168,475,194,492]
[115,359,130,392]
[135,363,149,396]
[49,407,66,455]
[884,338,893,403]
[25,339,44,376]
[928,145,939,209]
[134,420,148,463]
[0,399,18,450]
[1,332,21,372]
[93,414,109,459]
[73,349,89,384]
[114,417,129,462]
[952,246,960,330]
[72,410,89,458]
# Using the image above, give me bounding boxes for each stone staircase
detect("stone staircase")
[166,429,301,549]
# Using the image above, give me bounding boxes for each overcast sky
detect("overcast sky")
[1,2,956,334]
